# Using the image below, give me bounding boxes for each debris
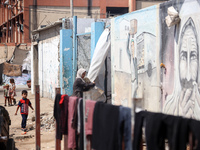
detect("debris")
[31,116,35,122]
[27,113,55,132]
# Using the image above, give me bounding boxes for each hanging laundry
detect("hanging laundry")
[72,98,81,130]
[92,101,119,150]
[79,99,96,150]
[189,119,200,150]
[119,106,132,150]
[79,100,84,150]
[132,111,146,150]
[68,96,78,149]
[53,94,62,140]
[161,114,189,150]
[59,94,69,135]
[85,100,96,135]
[133,111,193,150]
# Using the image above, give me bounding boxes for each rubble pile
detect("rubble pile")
[27,112,55,132]
[40,115,55,131]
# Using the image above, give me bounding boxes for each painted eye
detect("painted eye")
[190,51,197,60]
[191,54,197,60]
[180,51,187,61]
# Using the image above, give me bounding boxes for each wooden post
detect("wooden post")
[55,88,61,150]
[35,85,41,150]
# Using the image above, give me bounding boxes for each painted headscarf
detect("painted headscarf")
[76,68,86,82]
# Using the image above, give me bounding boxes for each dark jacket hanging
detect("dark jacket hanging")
[119,106,132,150]
[53,94,62,140]
[59,94,69,135]
[189,119,200,150]
[133,111,189,150]
[92,101,120,150]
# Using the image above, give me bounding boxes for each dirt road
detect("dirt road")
[0,85,61,150]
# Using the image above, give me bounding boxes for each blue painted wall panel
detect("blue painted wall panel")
[60,29,73,95]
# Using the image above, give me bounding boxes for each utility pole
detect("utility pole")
[88,0,92,17]
[70,0,74,18]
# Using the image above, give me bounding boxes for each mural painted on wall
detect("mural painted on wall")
[111,5,159,109]
[162,0,200,120]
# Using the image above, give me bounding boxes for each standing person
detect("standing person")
[73,68,95,98]
[15,90,34,134]
[3,84,10,106]
[9,78,16,105]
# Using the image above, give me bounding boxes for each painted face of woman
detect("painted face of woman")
[179,26,198,89]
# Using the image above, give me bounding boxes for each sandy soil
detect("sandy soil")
[0,85,64,150]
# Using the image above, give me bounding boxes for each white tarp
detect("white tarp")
[22,51,31,72]
[87,28,111,82]
[84,28,111,101]
[3,73,31,85]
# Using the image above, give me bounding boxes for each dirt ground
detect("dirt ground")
[0,85,64,150]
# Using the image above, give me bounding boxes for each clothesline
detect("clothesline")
[54,92,200,150]
[54,94,132,150]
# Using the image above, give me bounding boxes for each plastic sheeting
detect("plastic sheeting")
[3,73,31,85]
[87,28,111,82]
[84,28,111,102]
[22,51,31,72]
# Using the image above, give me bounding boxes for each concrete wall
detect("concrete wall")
[160,0,200,120]
[111,0,200,120]
[111,5,160,110]
[136,1,166,10]
[0,46,7,64]
[29,6,100,35]
[31,25,61,100]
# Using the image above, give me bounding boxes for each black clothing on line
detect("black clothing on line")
[72,78,95,98]
[189,119,200,150]
[72,98,80,130]
[145,112,165,150]
[133,111,190,150]
[92,101,120,150]
[53,94,62,140]
[161,114,189,150]
[60,95,69,135]
[79,99,84,150]
[132,111,147,150]
[119,106,132,150]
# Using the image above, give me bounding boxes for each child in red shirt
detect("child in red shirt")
[15,90,34,134]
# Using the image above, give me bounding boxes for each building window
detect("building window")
[106,7,129,18]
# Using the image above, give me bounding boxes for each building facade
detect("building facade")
[0,0,166,85]
[0,0,168,47]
